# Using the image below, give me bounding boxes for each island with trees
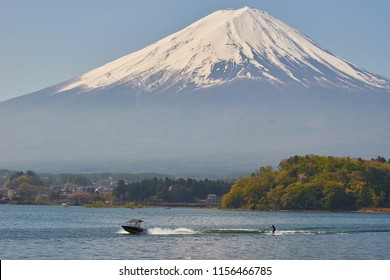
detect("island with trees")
[221,155,390,211]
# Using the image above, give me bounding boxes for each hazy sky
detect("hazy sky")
[1,0,389,102]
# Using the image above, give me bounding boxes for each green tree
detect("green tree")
[221,155,390,211]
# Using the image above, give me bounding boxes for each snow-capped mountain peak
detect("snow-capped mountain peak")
[59,6,389,93]
[2,7,390,173]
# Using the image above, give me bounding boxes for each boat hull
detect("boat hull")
[122,225,145,234]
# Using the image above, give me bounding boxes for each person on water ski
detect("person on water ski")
[271,225,276,234]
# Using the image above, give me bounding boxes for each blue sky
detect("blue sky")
[1,0,389,102]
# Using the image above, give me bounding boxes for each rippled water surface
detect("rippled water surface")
[1,205,389,259]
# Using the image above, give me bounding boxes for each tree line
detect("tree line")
[112,177,231,203]
[2,170,50,203]
[1,169,231,205]
[221,155,390,211]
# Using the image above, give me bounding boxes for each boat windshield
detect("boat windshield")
[126,219,144,225]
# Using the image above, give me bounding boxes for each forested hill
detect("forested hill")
[221,155,390,211]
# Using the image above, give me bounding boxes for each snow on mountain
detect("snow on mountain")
[59,6,389,94]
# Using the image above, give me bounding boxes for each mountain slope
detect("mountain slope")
[1,7,389,174]
[58,6,389,94]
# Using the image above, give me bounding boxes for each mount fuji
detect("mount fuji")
[1,7,390,174]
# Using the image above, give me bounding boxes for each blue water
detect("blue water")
[0,205,389,259]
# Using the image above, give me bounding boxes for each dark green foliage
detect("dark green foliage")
[221,155,390,211]
[6,170,44,190]
[60,174,91,186]
[112,177,230,203]
[3,170,50,203]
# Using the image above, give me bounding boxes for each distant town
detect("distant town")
[0,169,231,208]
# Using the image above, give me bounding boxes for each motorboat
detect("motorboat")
[122,219,145,234]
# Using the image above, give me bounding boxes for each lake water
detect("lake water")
[0,205,389,260]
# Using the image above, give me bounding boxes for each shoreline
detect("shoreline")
[1,202,390,213]
[215,207,390,214]
[352,207,390,214]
